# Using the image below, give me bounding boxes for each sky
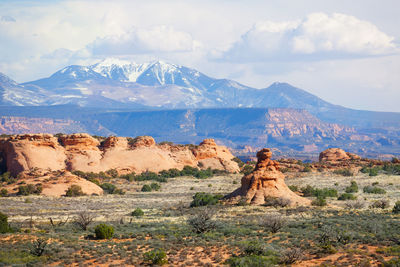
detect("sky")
[0,0,399,112]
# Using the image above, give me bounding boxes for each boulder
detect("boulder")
[226,148,310,206]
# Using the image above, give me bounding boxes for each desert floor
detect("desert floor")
[1,172,399,266]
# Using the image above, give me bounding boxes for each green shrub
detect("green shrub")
[100,183,124,195]
[105,169,118,178]
[143,249,168,265]
[150,182,161,191]
[232,157,245,168]
[0,212,11,233]
[17,184,42,196]
[131,208,144,217]
[301,185,337,198]
[338,193,357,201]
[0,188,7,197]
[94,224,114,239]
[190,192,222,207]
[141,184,152,192]
[363,185,386,194]
[345,181,358,193]
[65,185,85,197]
[393,201,400,214]
[225,255,279,267]
[312,196,327,206]
[241,165,254,175]
[369,168,379,176]
[288,185,298,192]
[333,169,353,176]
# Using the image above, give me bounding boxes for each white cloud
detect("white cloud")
[89,25,201,55]
[221,12,399,62]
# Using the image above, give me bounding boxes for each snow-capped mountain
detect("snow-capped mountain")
[2,58,336,112]
[0,72,51,106]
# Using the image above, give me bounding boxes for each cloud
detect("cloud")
[89,25,201,55]
[220,12,399,62]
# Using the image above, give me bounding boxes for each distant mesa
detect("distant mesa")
[225,148,311,206]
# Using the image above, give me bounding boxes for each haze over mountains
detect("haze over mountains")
[0,58,399,158]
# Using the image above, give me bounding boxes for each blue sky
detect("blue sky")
[0,0,399,112]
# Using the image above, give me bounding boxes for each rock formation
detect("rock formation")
[319,148,360,162]
[226,148,311,206]
[0,134,239,176]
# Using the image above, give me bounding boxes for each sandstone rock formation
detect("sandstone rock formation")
[2,170,103,197]
[226,148,310,206]
[0,134,239,176]
[319,148,360,162]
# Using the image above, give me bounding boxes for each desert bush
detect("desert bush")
[381,257,400,267]
[0,172,15,184]
[0,212,11,233]
[333,168,353,176]
[363,185,386,194]
[105,169,118,178]
[241,164,254,175]
[226,241,279,266]
[0,188,7,197]
[232,157,245,168]
[279,248,303,264]
[150,182,161,191]
[264,197,292,208]
[260,214,286,233]
[370,200,390,209]
[288,185,299,192]
[301,185,337,198]
[345,200,365,209]
[345,181,359,193]
[237,197,249,206]
[242,240,276,256]
[187,208,217,233]
[141,184,152,192]
[100,183,124,194]
[338,193,357,201]
[74,211,95,230]
[369,168,379,176]
[302,165,312,172]
[29,238,48,256]
[94,224,114,239]
[393,201,400,214]
[312,196,327,206]
[17,184,42,196]
[190,192,222,207]
[225,255,279,267]
[65,185,85,197]
[143,249,168,265]
[131,208,144,217]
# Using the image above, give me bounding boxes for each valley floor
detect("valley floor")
[0,172,399,266]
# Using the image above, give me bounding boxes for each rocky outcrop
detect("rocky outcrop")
[319,148,361,162]
[0,134,239,176]
[192,139,239,172]
[226,148,310,206]
[1,170,103,197]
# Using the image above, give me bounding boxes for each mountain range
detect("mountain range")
[0,58,399,157]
